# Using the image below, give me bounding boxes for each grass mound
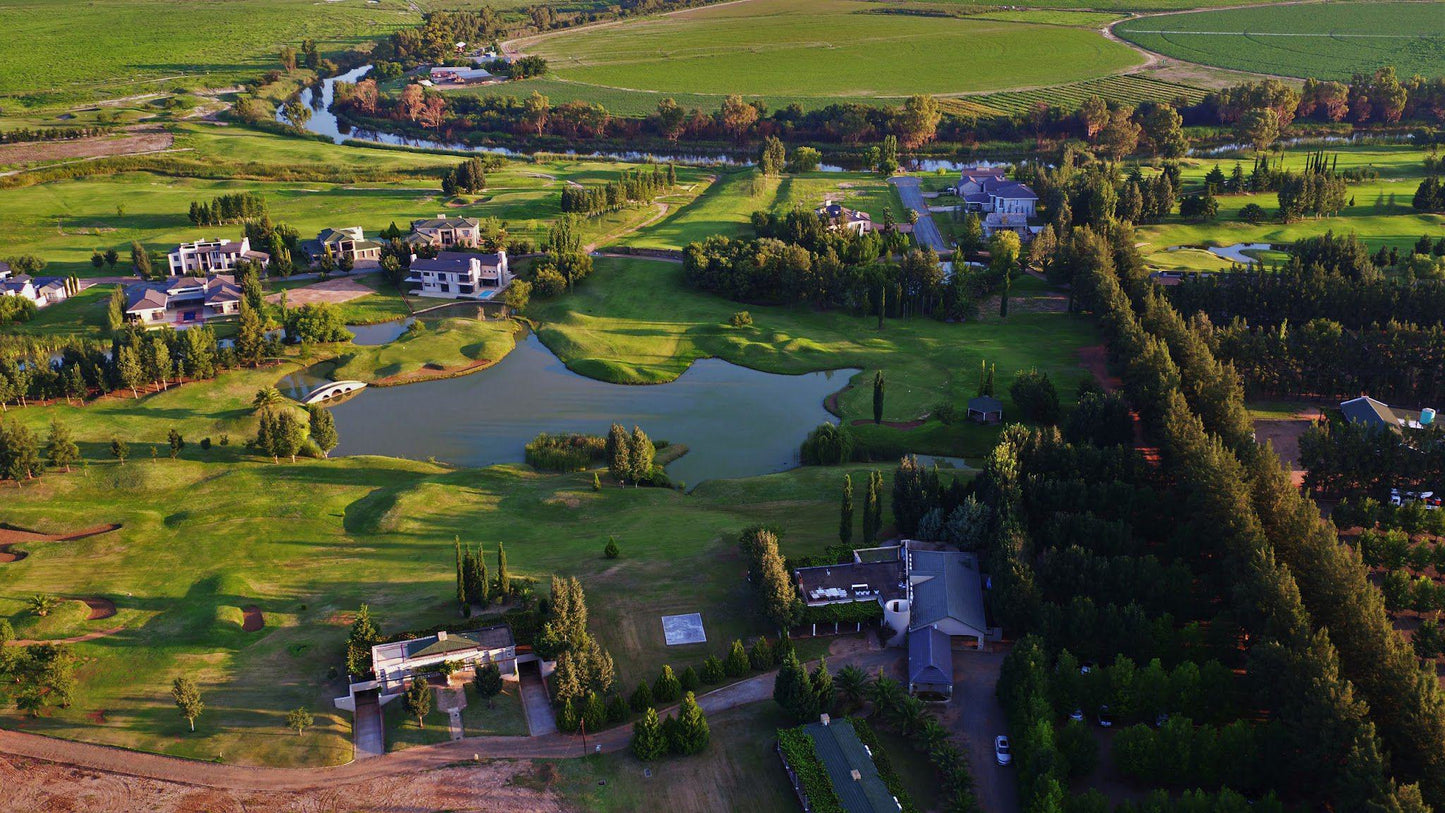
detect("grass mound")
[11,599,93,640]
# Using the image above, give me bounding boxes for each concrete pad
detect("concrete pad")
[661,612,706,646]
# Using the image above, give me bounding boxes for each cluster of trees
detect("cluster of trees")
[739,526,800,632]
[376,10,502,69]
[0,632,77,718]
[559,166,675,216]
[1414,172,1445,214]
[0,418,79,484]
[252,407,308,463]
[1060,225,1445,808]
[187,192,267,227]
[1299,417,1445,496]
[0,295,37,326]
[603,423,657,485]
[281,302,350,344]
[526,216,594,297]
[0,125,116,144]
[453,538,504,613]
[1,323,233,410]
[538,576,616,715]
[630,691,709,759]
[440,156,492,196]
[1113,717,1274,795]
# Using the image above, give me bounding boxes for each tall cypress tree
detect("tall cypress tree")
[454,537,466,612]
[872,370,885,425]
[474,544,490,606]
[496,541,509,598]
[839,474,854,547]
[862,472,880,544]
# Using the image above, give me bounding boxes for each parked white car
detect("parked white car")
[995,735,1012,766]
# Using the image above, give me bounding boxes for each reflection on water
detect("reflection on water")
[347,318,415,346]
[315,334,857,484]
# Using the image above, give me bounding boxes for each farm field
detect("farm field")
[954,73,1208,117]
[1115,2,1445,80]
[1134,144,1445,271]
[522,0,1143,101]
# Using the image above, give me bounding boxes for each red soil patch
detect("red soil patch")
[81,597,117,621]
[241,606,264,632]
[0,523,121,564]
[1078,344,1121,392]
[0,126,172,165]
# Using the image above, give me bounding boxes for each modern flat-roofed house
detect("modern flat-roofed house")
[778,716,903,813]
[0,275,72,308]
[304,227,383,266]
[407,215,483,249]
[816,200,876,235]
[124,274,242,327]
[1341,395,1430,434]
[334,624,519,711]
[167,237,270,276]
[406,250,511,299]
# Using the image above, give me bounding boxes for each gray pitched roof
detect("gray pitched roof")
[968,395,1003,413]
[403,625,513,660]
[800,720,900,813]
[412,216,480,231]
[908,549,987,635]
[1340,396,1419,432]
[908,626,953,688]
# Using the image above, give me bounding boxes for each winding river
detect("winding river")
[289,333,857,485]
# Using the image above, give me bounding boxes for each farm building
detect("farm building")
[1340,395,1431,434]
[428,66,496,85]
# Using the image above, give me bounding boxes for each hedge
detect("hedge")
[777,728,845,813]
[799,601,884,625]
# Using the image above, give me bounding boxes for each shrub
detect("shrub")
[603,536,620,559]
[680,665,700,693]
[524,432,606,471]
[1239,203,1268,224]
[728,310,753,328]
[800,423,854,466]
[532,267,567,297]
[701,656,725,684]
[1009,368,1060,424]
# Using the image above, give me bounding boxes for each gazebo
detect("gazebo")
[966,395,1004,424]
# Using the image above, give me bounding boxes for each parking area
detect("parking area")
[937,649,1018,813]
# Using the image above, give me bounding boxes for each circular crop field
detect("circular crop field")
[523,0,1143,101]
[1115,2,1445,80]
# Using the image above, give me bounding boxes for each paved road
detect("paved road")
[891,176,949,254]
[939,649,1019,813]
[0,647,901,793]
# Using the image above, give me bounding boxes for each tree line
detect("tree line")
[187,192,267,227]
[558,166,676,217]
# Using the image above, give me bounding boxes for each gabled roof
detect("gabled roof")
[908,626,953,688]
[404,626,514,660]
[0,259,11,278]
[798,719,900,813]
[908,548,987,635]
[1341,395,1421,433]
[989,181,1038,200]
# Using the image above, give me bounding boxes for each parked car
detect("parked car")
[1097,705,1113,727]
[994,735,1012,766]
[1070,708,1085,722]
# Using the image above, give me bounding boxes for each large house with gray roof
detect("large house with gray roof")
[302,227,383,266]
[0,274,72,309]
[793,540,992,700]
[406,215,483,249]
[405,250,511,299]
[954,165,1040,241]
[124,274,242,328]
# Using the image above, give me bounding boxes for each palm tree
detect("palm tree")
[28,593,60,617]
[916,718,950,751]
[866,670,905,718]
[895,695,928,735]
[252,386,284,413]
[835,665,868,710]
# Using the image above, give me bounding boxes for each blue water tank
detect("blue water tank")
[1422,408,1436,426]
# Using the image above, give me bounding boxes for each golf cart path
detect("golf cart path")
[0,648,897,792]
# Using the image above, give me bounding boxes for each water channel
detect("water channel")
[284,332,859,485]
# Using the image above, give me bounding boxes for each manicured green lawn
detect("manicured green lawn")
[524,0,1141,100]
[7,286,115,341]
[531,256,1096,457]
[329,317,519,383]
[383,680,529,750]
[1135,144,1445,268]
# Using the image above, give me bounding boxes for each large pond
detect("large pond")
[301,333,857,485]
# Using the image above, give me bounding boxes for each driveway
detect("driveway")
[891,176,949,254]
[353,694,384,760]
[519,669,557,737]
[938,649,1018,813]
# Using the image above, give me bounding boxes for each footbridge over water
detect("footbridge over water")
[302,380,367,405]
